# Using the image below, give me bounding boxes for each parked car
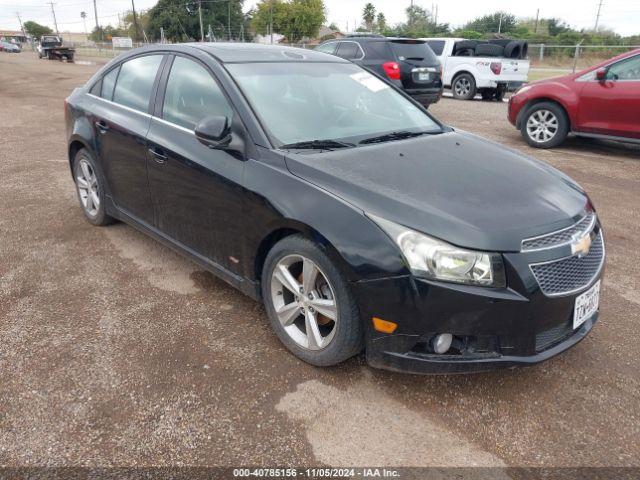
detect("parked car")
[315,35,443,106]
[65,44,604,374]
[422,37,530,100]
[509,49,640,148]
[0,41,21,53]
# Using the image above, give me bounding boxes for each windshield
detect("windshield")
[226,62,442,147]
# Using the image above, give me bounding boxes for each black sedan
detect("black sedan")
[65,43,605,373]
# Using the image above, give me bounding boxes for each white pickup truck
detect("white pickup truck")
[421,37,530,101]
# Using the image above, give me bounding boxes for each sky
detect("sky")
[1,0,639,37]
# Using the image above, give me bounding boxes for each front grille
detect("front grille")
[535,320,573,352]
[522,212,596,251]
[530,231,604,296]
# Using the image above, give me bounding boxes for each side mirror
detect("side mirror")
[595,68,607,81]
[195,116,231,148]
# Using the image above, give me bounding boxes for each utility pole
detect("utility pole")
[594,0,603,31]
[92,0,102,42]
[228,0,232,41]
[434,4,438,25]
[534,8,539,33]
[269,0,274,44]
[498,13,503,35]
[131,0,140,42]
[16,12,26,37]
[198,0,205,42]
[49,2,59,35]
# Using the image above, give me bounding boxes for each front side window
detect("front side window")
[112,55,163,112]
[607,55,640,81]
[162,56,233,130]
[227,62,441,146]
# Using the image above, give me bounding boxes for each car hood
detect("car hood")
[283,131,589,252]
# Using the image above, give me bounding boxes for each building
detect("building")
[0,30,27,43]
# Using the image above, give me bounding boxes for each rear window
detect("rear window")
[426,40,445,56]
[389,41,437,64]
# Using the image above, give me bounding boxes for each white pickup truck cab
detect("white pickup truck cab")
[421,38,530,100]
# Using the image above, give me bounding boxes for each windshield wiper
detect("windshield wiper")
[359,130,434,145]
[279,139,355,150]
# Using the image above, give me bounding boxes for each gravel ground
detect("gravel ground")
[1,52,639,469]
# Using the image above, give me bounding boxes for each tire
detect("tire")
[474,43,504,57]
[452,73,477,100]
[480,89,495,101]
[453,40,478,54]
[454,48,475,57]
[504,41,521,59]
[261,235,363,367]
[520,102,569,148]
[72,148,115,226]
[487,39,512,47]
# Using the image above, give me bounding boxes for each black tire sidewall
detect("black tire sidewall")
[521,102,569,148]
[73,148,112,226]
[261,235,363,367]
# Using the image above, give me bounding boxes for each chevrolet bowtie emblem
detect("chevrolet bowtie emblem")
[571,232,592,257]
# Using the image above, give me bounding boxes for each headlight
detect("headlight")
[369,214,506,287]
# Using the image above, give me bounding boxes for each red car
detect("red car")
[508,49,640,148]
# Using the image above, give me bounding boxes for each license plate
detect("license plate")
[418,73,430,81]
[573,280,600,329]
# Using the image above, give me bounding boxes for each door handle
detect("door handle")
[148,147,168,163]
[95,120,109,133]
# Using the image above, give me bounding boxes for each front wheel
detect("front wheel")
[521,102,569,148]
[261,235,363,366]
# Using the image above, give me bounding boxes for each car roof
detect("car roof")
[136,42,350,64]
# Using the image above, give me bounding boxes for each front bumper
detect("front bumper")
[352,239,604,374]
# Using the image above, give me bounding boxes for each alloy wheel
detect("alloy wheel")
[76,158,100,217]
[455,77,471,97]
[270,254,338,351]
[526,109,559,143]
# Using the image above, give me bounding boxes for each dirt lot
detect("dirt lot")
[1,52,639,469]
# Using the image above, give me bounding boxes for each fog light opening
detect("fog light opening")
[431,333,453,354]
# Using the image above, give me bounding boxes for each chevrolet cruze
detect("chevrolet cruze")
[65,44,605,373]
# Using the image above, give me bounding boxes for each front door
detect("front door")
[577,53,640,139]
[146,55,245,272]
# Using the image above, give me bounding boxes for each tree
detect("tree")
[376,12,386,33]
[89,25,125,42]
[464,12,516,35]
[395,5,449,38]
[23,21,53,40]
[362,3,375,32]
[252,0,325,43]
[147,0,245,42]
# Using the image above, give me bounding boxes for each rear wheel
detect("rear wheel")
[261,235,363,366]
[521,102,569,148]
[73,148,115,226]
[452,73,476,100]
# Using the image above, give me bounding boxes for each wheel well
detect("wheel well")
[68,140,85,171]
[452,70,474,84]
[253,226,355,285]
[518,98,571,130]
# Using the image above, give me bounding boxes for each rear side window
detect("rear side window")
[112,55,163,112]
[389,41,438,64]
[315,42,337,55]
[363,41,391,59]
[100,67,119,100]
[336,42,362,60]
[426,40,445,56]
[162,56,233,130]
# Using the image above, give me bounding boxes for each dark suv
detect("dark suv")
[315,35,443,106]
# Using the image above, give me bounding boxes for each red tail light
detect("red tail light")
[382,61,401,80]
[490,62,502,75]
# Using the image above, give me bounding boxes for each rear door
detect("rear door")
[388,39,441,91]
[576,54,640,139]
[90,54,165,224]
[145,54,246,271]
